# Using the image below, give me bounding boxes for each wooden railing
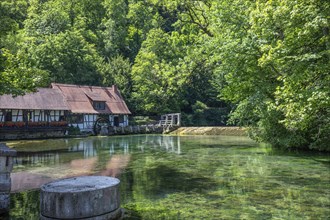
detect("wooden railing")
[158,113,181,127]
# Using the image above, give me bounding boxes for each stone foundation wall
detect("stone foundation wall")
[0,130,66,140]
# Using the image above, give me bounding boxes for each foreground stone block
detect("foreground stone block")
[40,176,121,220]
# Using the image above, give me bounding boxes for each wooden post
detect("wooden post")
[177,113,181,126]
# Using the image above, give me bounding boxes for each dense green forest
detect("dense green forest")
[0,0,329,151]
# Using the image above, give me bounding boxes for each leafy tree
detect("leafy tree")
[131,29,180,114]
[262,0,330,150]
[177,38,223,112]
[102,55,132,100]
[0,48,49,95]
[212,0,330,150]
[102,0,129,58]
[0,0,47,95]
[0,0,28,34]
[126,0,175,61]
[171,0,214,37]
[27,30,104,85]
[24,0,71,36]
[21,0,108,86]
[130,0,223,115]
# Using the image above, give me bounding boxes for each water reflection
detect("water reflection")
[11,172,53,192]
[68,139,98,157]
[70,157,97,175]
[99,155,131,177]
[10,135,182,192]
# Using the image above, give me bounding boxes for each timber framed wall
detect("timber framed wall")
[0,110,66,123]
[68,114,129,132]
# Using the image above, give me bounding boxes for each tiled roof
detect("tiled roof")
[84,91,107,102]
[51,83,131,114]
[0,88,69,110]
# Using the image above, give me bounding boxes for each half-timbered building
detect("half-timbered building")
[0,83,131,139]
[51,83,131,133]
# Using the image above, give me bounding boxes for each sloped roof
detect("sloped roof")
[0,88,69,110]
[84,91,107,102]
[51,83,131,114]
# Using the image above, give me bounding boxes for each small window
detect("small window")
[5,111,12,122]
[23,111,33,122]
[68,115,84,123]
[93,101,106,110]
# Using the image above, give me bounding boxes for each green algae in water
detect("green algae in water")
[7,135,330,219]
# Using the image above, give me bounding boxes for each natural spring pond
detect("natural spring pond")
[3,135,330,219]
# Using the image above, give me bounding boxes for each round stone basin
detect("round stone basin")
[40,176,121,220]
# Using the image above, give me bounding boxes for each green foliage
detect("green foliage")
[10,190,40,219]
[131,28,184,114]
[101,55,132,99]
[0,0,28,36]
[28,30,104,85]
[212,0,330,151]
[129,116,157,126]
[130,5,222,114]
[24,0,70,36]
[102,0,128,57]
[182,101,229,126]
[0,49,48,95]
[0,0,47,95]
[126,0,166,60]
[0,0,329,150]
[67,125,81,135]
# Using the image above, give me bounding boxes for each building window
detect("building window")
[93,101,105,110]
[23,111,33,122]
[68,115,84,124]
[113,115,124,126]
[5,111,12,122]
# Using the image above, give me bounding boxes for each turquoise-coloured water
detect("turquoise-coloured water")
[3,135,330,219]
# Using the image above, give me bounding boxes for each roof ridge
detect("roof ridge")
[52,83,113,90]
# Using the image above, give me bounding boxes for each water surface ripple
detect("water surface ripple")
[5,135,330,219]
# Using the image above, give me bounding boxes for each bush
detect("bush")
[130,116,158,126]
[67,125,81,135]
[182,101,230,126]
